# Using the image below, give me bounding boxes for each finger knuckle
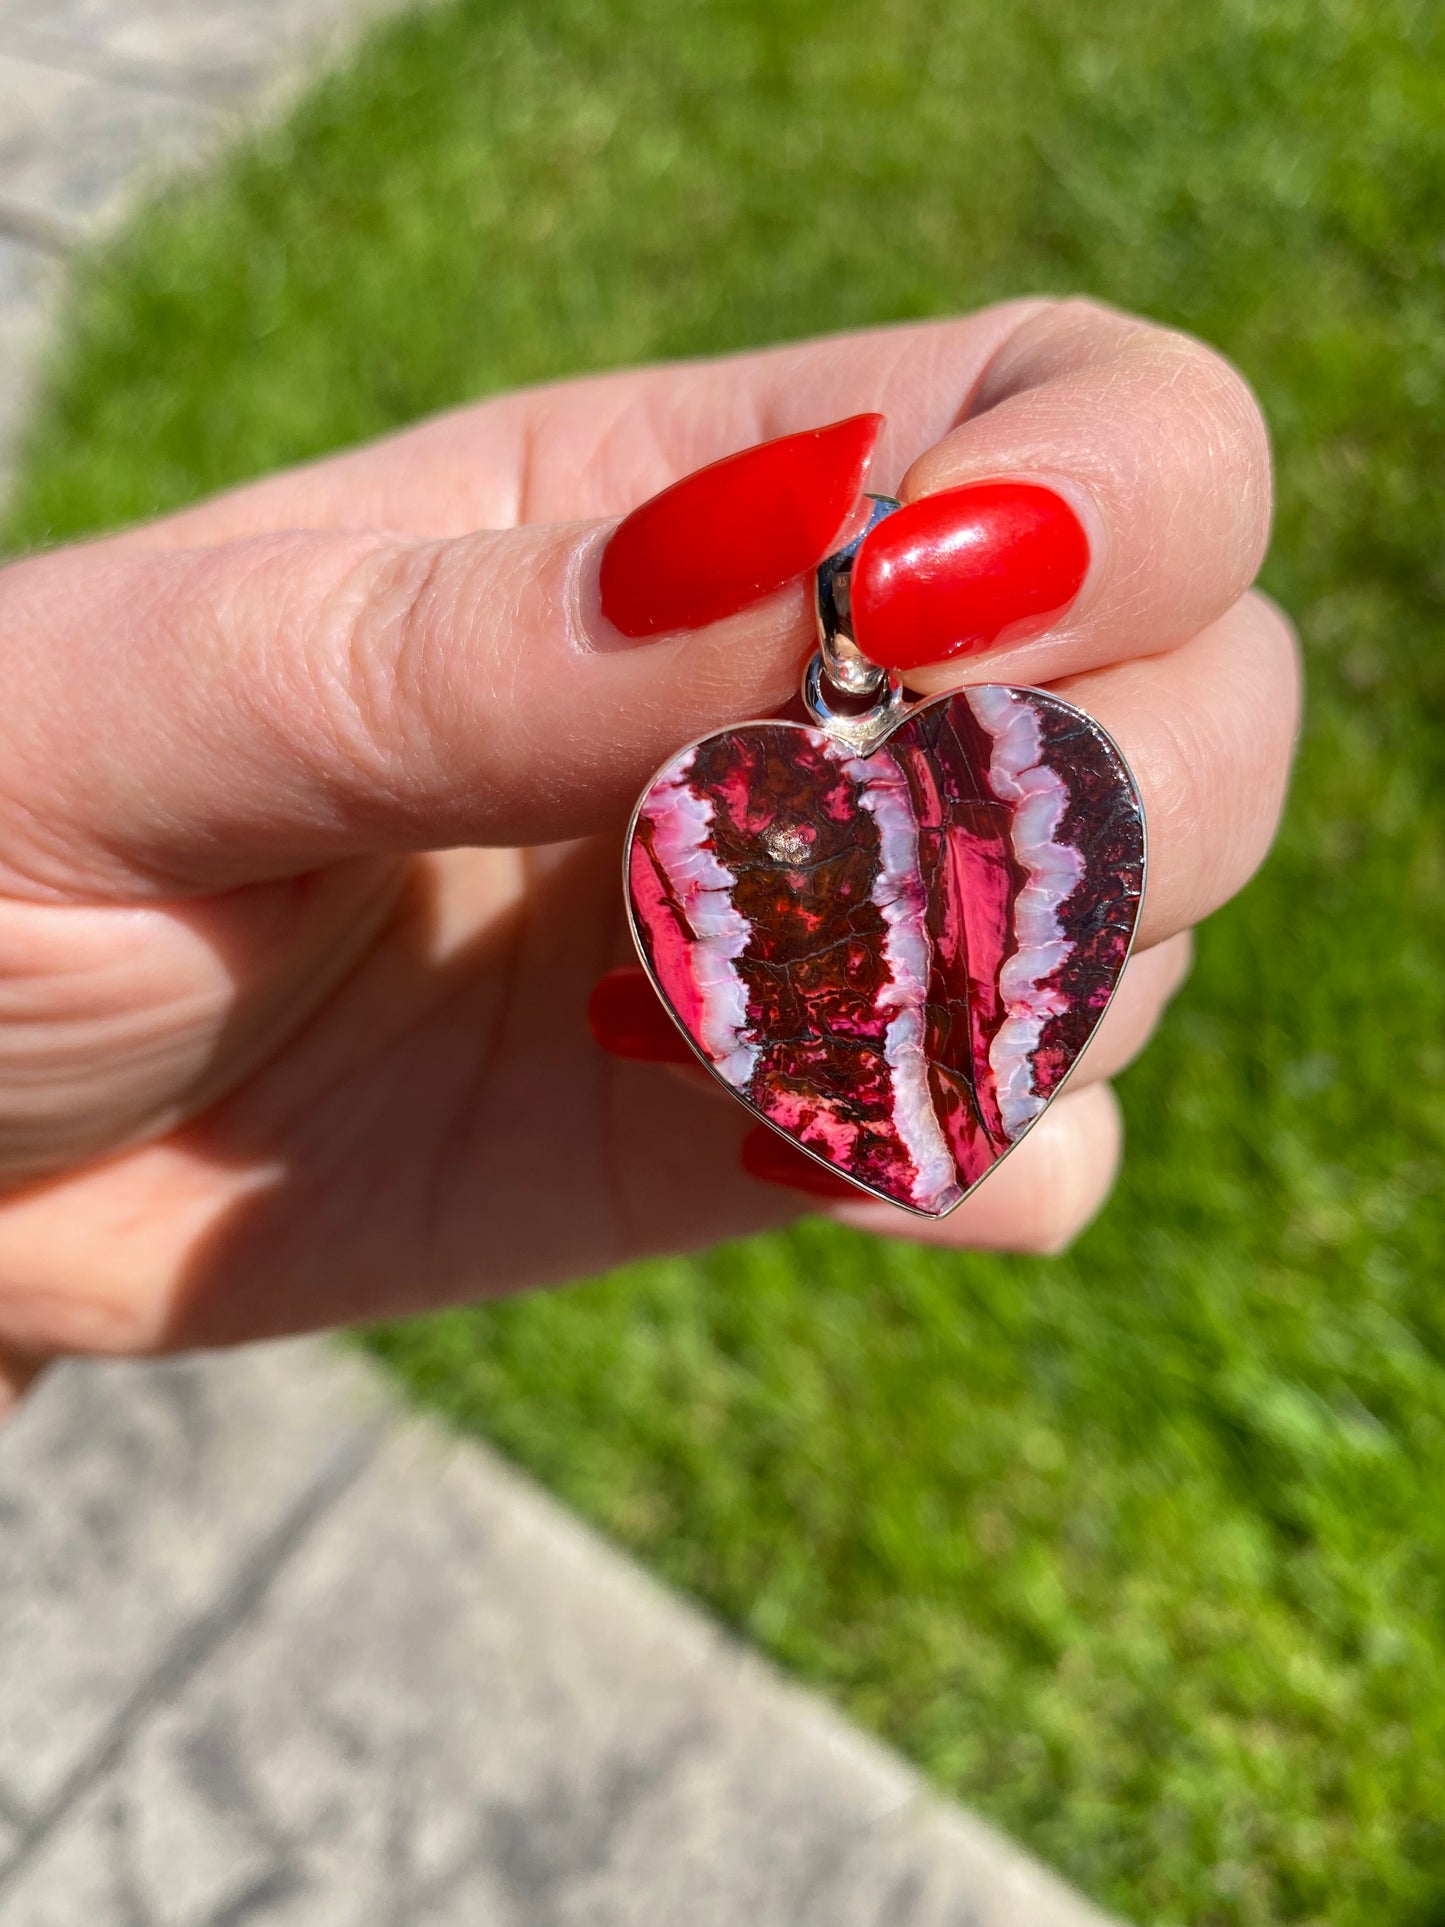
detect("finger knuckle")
[335,538,453,791]
[1162,336,1272,554]
[1033,293,1131,340]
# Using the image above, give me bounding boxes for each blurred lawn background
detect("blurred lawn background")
[6,1,1443,1921]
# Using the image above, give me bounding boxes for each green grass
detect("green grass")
[8,1,1445,1920]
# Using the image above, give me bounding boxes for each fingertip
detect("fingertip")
[588,966,695,1064]
[0,1347,46,1426]
[739,1123,861,1200]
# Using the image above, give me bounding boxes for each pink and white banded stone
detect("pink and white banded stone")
[626,687,1145,1216]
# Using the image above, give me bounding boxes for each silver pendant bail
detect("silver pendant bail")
[813,492,899,695]
[802,493,904,752]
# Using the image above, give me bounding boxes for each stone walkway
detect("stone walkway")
[1,1347,1113,1925]
[0,5,1118,1921]
[0,0,406,479]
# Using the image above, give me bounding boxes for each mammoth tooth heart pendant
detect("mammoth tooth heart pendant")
[625,685,1146,1218]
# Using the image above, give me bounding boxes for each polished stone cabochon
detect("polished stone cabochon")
[627,687,1145,1216]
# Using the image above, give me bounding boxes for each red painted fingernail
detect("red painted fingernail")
[588,965,694,1063]
[740,1124,860,1200]
[599,413,883,639]
[850,481,1089,672]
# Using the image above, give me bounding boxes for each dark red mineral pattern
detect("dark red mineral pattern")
[627,687,1144,1216]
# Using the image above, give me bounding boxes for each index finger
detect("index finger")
[115,303,1047,547]
[121,301,1272,700]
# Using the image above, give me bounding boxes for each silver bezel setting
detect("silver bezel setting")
[621,685,1148,1221]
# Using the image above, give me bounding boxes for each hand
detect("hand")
[0,298,1297,1408]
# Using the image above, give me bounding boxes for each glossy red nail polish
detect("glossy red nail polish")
[850,482,1089,672]
[739,1124,860,1200]
[588,966,694,1064]
[599,414,883,639]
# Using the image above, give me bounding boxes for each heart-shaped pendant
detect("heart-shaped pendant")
[625,683,1145,1217]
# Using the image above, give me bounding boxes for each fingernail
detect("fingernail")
[740,1123,860,1200]
[0,1350,42,1424]
[599,413,883,639]
[588,965,694,1063]
[850,481,1090,672]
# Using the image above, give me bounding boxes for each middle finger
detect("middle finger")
[1058,588,1299,952]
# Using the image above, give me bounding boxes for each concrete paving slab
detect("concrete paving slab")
[0,0,423,99]
[0,0,431,488]
[0,1346,381,1812]
[0,229,55,330]
[0,1348,1116,1925]
[0,51,220,243]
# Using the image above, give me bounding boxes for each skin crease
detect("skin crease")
[0,299,1300,1405]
